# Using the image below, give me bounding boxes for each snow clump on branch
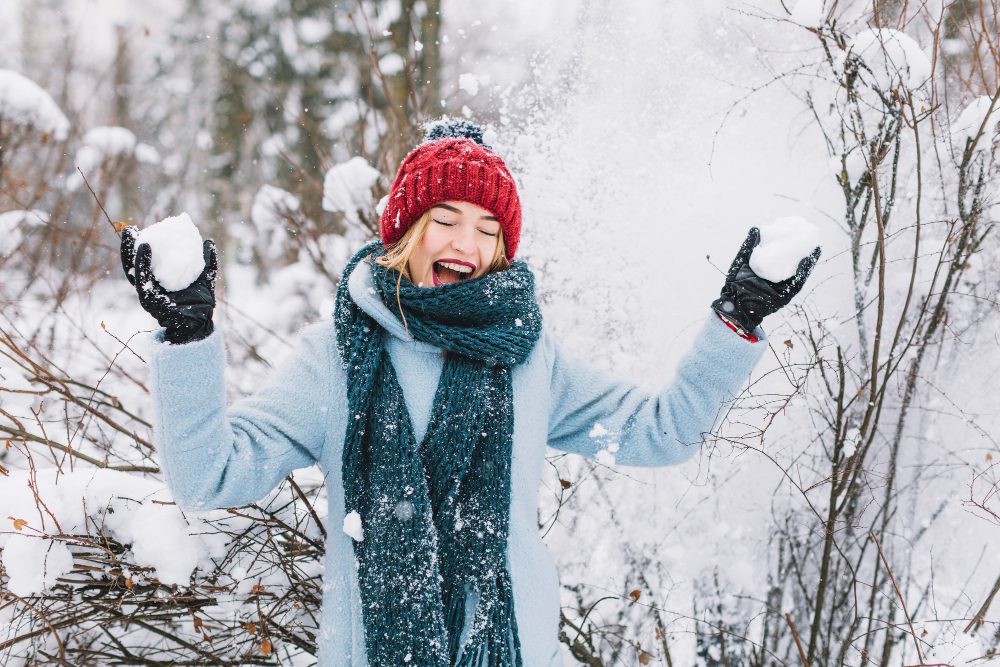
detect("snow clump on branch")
[0,69,70,141]
[1,469,225,596]
[66,126,161,191]
[848,29,932,92]
[790,0,827,28]
[322,157,382,225]
[951,96,1000,155]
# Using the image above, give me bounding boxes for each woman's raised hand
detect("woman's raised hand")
[120,226,218,344]
[711,227,821,335]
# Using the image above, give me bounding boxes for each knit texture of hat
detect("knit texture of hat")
[380,137,523,259]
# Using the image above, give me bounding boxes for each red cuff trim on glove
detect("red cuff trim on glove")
[717,312,758,343]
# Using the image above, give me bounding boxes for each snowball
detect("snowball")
[134,213,206,291]
[343,510,364,541]
[748,217,820,282]
[951,96,1000,153]
[0,69,70,141]
[849,29,931,91]
[791,0,825,27]
[458,73,480,96]
[322,157,382,225]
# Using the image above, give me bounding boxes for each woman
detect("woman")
[121,121,819,667]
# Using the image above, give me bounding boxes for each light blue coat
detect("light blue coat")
[149,259,767,666]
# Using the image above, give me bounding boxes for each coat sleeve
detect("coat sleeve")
[546,313,767,466]
[149,322,336,511]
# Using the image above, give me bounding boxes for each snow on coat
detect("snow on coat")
[148,259,767,666]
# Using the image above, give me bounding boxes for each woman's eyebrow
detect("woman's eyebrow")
[433,203,498,221]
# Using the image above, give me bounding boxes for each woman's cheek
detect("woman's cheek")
[481,238,498,268]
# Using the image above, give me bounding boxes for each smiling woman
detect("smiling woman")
[125,119,820,667]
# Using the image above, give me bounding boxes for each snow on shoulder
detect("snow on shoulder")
[749,217,820,283]
[0,69,70,141]
[134,213,206,291]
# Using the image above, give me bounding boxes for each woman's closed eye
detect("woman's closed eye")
[478,228,498,237]
[433,218,455,227]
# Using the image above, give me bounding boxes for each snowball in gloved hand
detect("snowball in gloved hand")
[748,216,820,282]
[133,213,205,291]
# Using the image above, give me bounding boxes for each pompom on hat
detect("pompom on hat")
[379,119,523,259]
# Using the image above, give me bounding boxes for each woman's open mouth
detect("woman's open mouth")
[432,259,476,286]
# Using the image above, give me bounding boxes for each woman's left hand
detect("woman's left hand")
[711,227,821,335]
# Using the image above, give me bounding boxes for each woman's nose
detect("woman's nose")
[451,225,476,254]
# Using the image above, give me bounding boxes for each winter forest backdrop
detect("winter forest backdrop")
[2,0,1000,665]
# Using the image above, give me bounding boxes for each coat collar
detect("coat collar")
[347,257,440,352]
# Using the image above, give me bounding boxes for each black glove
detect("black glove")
[711,227,821,334]
[120,226,218,345]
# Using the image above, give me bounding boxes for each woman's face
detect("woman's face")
[408,201,502,287]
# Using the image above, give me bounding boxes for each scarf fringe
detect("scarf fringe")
[447,573,523,667]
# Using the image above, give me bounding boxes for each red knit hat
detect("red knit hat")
[380,132,522,259]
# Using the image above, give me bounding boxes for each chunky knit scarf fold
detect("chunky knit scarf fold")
[334,242,542,667]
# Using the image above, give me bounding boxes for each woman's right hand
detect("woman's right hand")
[120,226,219,344]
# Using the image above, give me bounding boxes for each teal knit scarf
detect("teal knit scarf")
[334,242,542,667]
